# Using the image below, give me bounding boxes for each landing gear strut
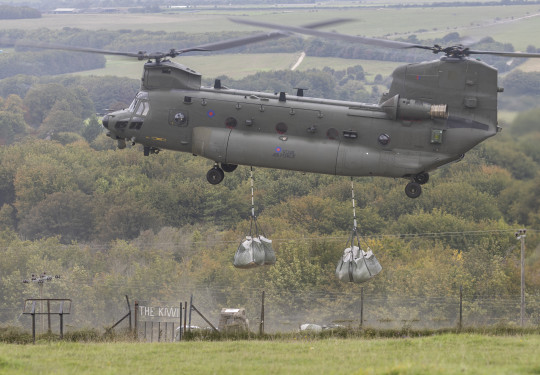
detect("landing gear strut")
[143,146,160,156]
[207,164,225,185]
[414,172,429,185]
[221,163,238,173]
[405,172,429,198]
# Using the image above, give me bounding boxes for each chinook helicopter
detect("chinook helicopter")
[8,19,540,198]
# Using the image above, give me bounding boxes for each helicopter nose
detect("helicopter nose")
[102,115,110,129]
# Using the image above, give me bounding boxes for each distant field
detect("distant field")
[1,334,540,374]
[2,5,539,49]
[517,58,540,73]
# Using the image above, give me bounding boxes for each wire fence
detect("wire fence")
[4,289,539,337]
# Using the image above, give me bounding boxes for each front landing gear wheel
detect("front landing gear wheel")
[414,172,429,185]
[405,182,422,199]
[207,167,225,185]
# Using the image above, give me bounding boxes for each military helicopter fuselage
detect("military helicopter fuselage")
[102,56,499,198]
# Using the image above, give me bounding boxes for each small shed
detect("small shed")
[218,308,249,333]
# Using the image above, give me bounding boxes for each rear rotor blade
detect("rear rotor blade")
[231,18,540,59]
[230,18,427,50]
[176,18,352,54]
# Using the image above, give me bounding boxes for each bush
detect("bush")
[0,326,33,344]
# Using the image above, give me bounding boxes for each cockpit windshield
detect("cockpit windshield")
[128,91,149,114]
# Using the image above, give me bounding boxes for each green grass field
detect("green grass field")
[1,334,540,374]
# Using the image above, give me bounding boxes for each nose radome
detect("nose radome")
[101,115,110,129]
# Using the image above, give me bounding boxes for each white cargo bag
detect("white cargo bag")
[336,246,382,284]
[233,236,266,269]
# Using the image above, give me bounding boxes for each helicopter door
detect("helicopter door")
[168,109,192,148]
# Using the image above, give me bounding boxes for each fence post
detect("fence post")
[134,300,138,339]
[260,290,265,335]
[59,301,64,339]
[183,301,187,334]
[178,302,183,341]
[360,287,364,328]
[189,294,193,332]
[47,299,51,334]
[125,296,132,331]
[31,301,36,344]
[459,285,463,330]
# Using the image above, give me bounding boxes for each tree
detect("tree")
[40,99,84,137]
[0,94,27,144]
[94,196,164,241]
[23,83,94,128]
[23,83,71,127]
[13,152,78,217]
[18,191,95,243]
[82,114,103,143]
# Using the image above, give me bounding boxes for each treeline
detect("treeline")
[0,5,41,19]
[0,51,105,80]
[213,65,373,103]
[500,70,540,110]
[0,74,139,121]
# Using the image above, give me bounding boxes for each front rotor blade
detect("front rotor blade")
[0,38,149,59]
[177,18,353,54]
[467,49,540,58]
[230,18,428,50]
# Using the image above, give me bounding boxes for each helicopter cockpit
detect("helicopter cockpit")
[102,91,150,149]
[127,91,150,130]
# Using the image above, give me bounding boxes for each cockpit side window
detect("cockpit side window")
[135,101,150,116]
[128,98,137,113]
[129,92,149,114]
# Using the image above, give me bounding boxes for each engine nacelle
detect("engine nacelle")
[381,94,448,121]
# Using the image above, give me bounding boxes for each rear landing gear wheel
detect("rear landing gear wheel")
[221,163,238,173]
[405,182,422,199]
[414,172,429,185]
[207,167,225,185]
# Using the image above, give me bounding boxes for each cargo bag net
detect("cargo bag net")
[233,167,276,269]
[336,178,382,283]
